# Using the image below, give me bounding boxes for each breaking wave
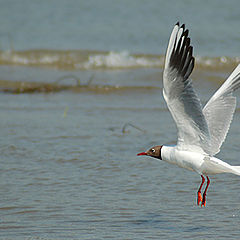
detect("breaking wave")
[0,49,239,70]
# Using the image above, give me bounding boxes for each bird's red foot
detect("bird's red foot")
[201,194,207,207]
[197,191,203,205]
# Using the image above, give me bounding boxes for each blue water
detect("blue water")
[0,1,240,239]
[0,0,239,56]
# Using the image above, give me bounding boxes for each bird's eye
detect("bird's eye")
[151,149,156,153]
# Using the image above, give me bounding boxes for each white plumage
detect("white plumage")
[138,22,240,206]
[162,23,240,170]
[203,64,240,155]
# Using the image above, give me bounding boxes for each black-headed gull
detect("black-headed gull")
[138,22,240,207]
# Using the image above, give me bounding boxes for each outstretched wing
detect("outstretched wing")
[163,23,211,154]
[203,64,240,156]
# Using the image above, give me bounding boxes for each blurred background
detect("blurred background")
[0,0,240,239]
[0,0,240,55]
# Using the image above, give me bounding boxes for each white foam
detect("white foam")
[1,50,60,65]
[82,51,163,69]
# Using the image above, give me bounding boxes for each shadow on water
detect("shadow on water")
[117,212,209,233]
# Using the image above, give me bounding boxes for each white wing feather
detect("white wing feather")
[163,23,211,154]
[203,64,240,156]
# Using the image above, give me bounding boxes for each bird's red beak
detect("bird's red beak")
[137,152,147,156]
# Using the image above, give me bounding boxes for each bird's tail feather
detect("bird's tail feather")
[231,166,240,176]
[203,157,240,176]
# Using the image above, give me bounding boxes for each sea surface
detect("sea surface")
[0,0,240,239]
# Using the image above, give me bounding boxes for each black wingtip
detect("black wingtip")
[188,46,193,55]
[180,24,185,30]
[169,22,194,81]
[184,29,189,37]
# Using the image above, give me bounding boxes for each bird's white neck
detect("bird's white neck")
[161,145,178,165]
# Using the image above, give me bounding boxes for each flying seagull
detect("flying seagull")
[137,22,240,207]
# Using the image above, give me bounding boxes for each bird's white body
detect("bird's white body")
[161,145,240,176]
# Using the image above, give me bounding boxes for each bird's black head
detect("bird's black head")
[137,145,162,160]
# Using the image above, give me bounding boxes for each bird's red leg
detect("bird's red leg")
[197,175,205,205]
[201,176,210,207]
